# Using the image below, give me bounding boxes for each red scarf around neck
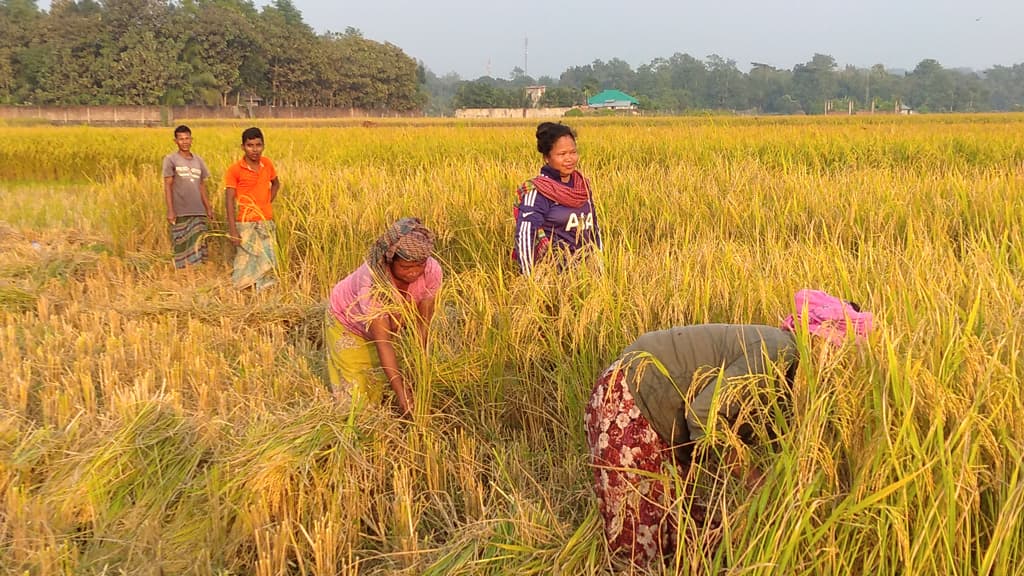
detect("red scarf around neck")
[531,170,591,209]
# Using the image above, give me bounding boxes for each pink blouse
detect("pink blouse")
[328,258,442,339]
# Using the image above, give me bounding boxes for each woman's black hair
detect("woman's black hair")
[536,122,576,155]
[845,300,862,312]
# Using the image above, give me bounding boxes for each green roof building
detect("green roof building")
[586,89,639,109]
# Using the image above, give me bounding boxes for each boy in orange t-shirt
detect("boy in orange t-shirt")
[225,127,281,290]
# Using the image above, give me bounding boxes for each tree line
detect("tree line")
[445,54,1024,114]
[0,0,423,110]
[4,0,1024,115]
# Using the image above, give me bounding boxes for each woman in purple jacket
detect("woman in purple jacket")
[512,122,603,275]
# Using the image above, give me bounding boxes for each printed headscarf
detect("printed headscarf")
[366,217,435,278]
[781,289,874,347]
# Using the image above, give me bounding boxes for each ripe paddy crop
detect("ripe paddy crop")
[1,115,1023,574]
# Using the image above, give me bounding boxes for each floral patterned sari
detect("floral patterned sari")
[584,360,677,565]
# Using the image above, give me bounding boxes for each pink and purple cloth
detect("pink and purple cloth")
[781,289,874,346]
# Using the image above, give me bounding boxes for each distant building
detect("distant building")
[525,85,547,106]
[586,89,639,110]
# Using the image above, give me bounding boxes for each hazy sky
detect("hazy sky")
[38,0,1024,79]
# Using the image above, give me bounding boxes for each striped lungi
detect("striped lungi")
[232,220,277,290]
[169,215,208,269]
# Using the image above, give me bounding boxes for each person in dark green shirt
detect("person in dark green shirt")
[621,324,798,463]
[585,324,798,565]
[584,294,873,566]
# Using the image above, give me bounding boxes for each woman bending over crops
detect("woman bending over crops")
[585,290,873,566]
[325,218,442,418]
[512,122,602,275]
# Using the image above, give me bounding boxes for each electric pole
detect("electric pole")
[524,36,529,79]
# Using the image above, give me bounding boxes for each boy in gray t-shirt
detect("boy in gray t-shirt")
[162,125,213,268]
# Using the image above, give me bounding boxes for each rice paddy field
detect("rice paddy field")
[1,114,1024,575]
